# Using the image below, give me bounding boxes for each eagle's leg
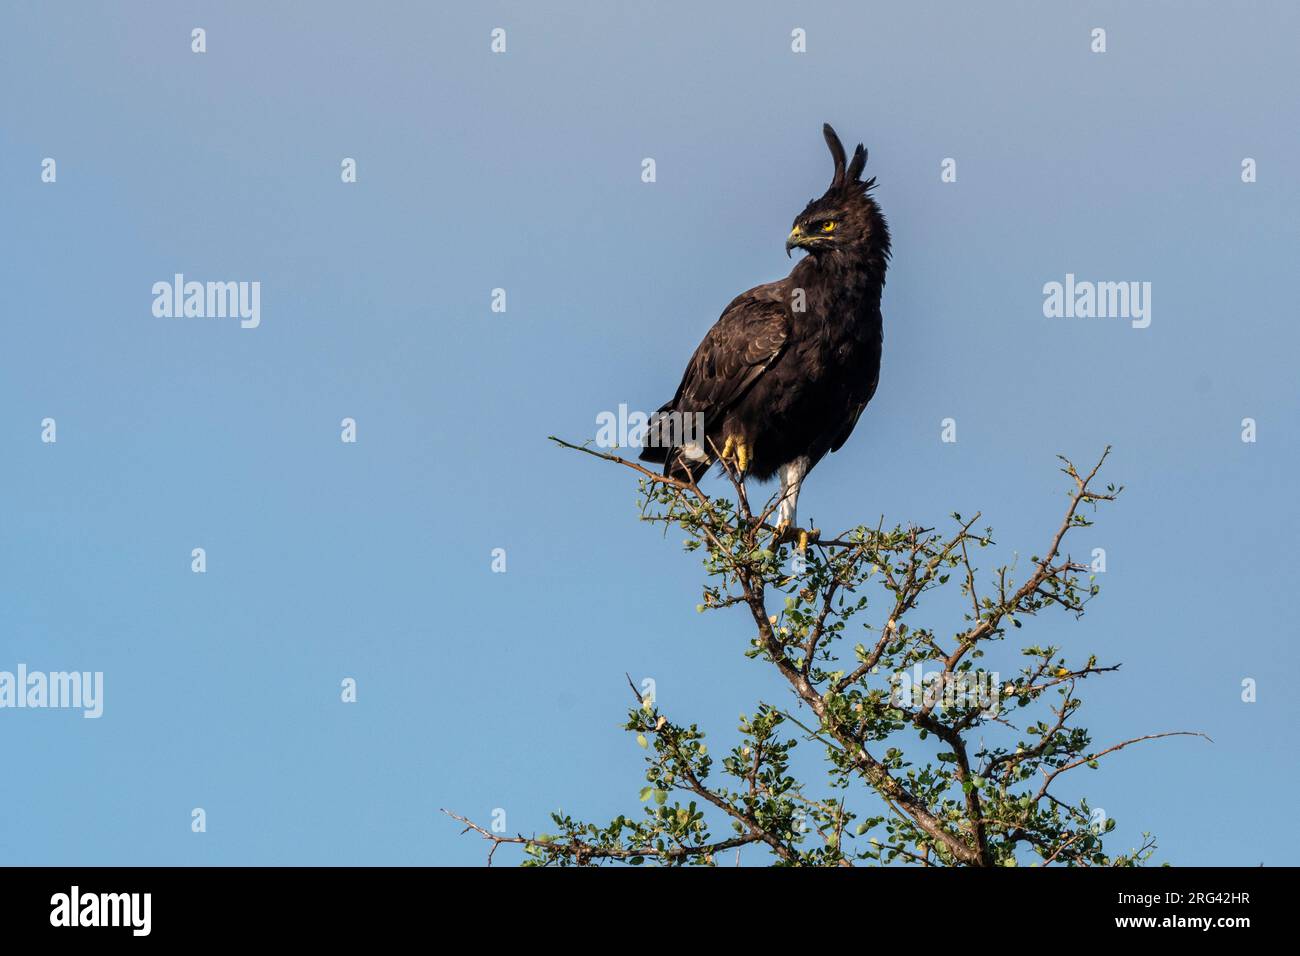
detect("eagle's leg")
[775,457,818,550]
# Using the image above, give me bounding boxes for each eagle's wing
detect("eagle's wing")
[669,283,789,420]
[832,371,883,455]
[829,366,879,453]
[641,283,789,463]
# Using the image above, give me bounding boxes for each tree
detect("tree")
[445,442,1206,866]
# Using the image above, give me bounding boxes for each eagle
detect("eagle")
[639,123,891,549]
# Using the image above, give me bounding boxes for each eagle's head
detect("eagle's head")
[786,124,890,268]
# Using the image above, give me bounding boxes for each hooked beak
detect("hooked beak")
[785,225,804,257]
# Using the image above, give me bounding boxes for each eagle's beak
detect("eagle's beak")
[785,225,804,257]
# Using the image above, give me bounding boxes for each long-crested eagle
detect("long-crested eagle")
[639,123,891,549]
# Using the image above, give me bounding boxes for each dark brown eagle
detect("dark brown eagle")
[639,123,891,548]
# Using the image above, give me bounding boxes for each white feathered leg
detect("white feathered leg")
[777,457,810,532]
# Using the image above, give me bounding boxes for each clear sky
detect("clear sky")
[1,1,1295,865]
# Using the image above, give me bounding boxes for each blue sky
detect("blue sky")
[1,1,1296,865]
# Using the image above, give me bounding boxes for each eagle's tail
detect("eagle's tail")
[637,443,668,464]
[638,404,675,464]
[638,406,713,483]
[640,441,711,483]
[664,453,711,485]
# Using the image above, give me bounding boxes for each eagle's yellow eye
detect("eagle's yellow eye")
[821,220,837,233]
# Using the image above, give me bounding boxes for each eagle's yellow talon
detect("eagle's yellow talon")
[782,527,819,551]
[719,435,750,475]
